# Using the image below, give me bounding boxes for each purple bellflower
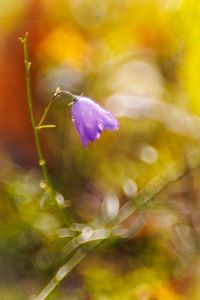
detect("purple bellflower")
[71,96,119,147]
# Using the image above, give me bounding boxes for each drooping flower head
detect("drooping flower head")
[71,97,119,147]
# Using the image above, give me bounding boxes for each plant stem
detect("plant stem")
[20,33,49,186]
[20,33,67,224]
[37,97,55,128]
[37,124,56,130]
[33,244,98,300]
[37,88,79,128]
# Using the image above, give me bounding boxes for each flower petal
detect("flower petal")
[72,97,119,147]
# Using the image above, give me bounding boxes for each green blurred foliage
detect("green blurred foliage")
[1,0,200,299]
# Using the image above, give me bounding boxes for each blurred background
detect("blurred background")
[1,0,200,299]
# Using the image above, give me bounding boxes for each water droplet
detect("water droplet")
[139,144,158,164]
[102,192,119,221]
[56,193,65,206]
[77,226,93,244]
[123,179,137,197]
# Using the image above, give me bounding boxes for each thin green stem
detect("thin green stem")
[20,33,67,225]
[33,243,99,300]
[37,88,80,128]
[54,90,78,100]
[20,33,48,184]
[37,97,55,128]
[34,249,87,300]
[37,124,56,130]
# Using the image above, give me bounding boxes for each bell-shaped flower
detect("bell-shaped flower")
[71,97,119,147]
